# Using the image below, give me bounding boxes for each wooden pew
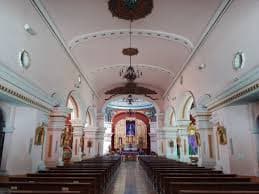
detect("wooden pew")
[179,190,259,194]
[9,176,97,194]
[167,182,259,194]
[0,182,92,194]
[8,191,81,194]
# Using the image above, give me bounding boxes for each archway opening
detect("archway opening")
[102,96,158,158]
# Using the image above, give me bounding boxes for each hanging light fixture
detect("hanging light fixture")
[119,21,142,82]
[123,94,138,105]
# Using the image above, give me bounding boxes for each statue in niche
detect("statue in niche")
[169,140,174,153]
[138,137,144,149]
[34,124,45,145]
[80,135,84,153]
[60,129,66,147]
[217,123,227,145]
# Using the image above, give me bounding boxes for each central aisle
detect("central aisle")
[107,161,157,194]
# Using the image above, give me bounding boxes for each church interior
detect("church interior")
[0,0,259,193]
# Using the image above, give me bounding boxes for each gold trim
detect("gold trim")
[0,84,51,112]
[208,83,259,111]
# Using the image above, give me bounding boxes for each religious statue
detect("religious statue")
[138,137,144,149]
[187,121,200,155]
[169,140,174,153]
[80,135,84,153]
[62,126,73,164]
[87,140,93,154]
[217,123,227,145]
[176,136,181,159]
[126,120,135,136]
[34,124,45,145]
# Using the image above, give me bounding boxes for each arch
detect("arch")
[69,29,194,52]
[101,95,160,114]
[178,91,196,120]
[111,112,150,153]
[165,106,176,127]
[66,90,86,121]
[85,106,93,127]
[67,95,79,120]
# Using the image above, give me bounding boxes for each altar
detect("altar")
[121,150,139,161]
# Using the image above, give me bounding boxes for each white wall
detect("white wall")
[3,106,48,175]
[212,105,257,176]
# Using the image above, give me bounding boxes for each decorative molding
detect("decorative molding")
[207,66,259,111]
[90,64,174,77]
[69,29,194,52]
[0,65,55,112]
[208,82,259,111]
[163,0,233,98]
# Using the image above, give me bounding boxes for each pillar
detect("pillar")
[1,106,16,173]
[71,119,84,161]
[191,107,216,168]
[83,126,105,158]
[44,107,71,167]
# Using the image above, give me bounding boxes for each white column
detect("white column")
[71,119,84,162]
[83,126,105,158]
[1,106,16,172]
[250,128,259,176]
[149,132,157,154]
[44,107,71,167]
[192,108,216,168]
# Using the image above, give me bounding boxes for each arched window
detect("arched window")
[85,109,92,127]
[170,111,175,126]
[67,96,79,120]
[182,96,194,120]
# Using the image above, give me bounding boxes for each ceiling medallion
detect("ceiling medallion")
[108,0,153,21]
[122,47,138,56]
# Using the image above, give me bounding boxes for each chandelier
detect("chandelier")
[119,21,142,82]
[123,94,137,105]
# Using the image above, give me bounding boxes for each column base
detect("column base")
[44,161,59,167]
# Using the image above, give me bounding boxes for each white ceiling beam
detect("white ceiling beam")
[30,0,100,99]
[162,0,233,99]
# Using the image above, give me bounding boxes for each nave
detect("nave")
[107,161,156,194]
[0,0,259,194]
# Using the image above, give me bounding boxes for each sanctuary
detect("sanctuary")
[0,0,259,194]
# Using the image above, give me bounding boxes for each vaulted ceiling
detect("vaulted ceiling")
[39,0,223,96]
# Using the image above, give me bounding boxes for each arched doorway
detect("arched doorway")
[111,112,151,154]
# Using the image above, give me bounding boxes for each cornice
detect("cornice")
[69,29,193,52]
[207,66,259,111]
[0,65,54,113]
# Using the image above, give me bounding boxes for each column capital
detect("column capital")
[71,119,84,127]
[191,107,211,118]
[3,126,15,133]
[50,106,71,118]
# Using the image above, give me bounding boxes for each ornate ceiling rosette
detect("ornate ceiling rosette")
[108,0,153,21]
[122,47,139,56]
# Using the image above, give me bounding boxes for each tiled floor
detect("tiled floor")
[107,161,157,194]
